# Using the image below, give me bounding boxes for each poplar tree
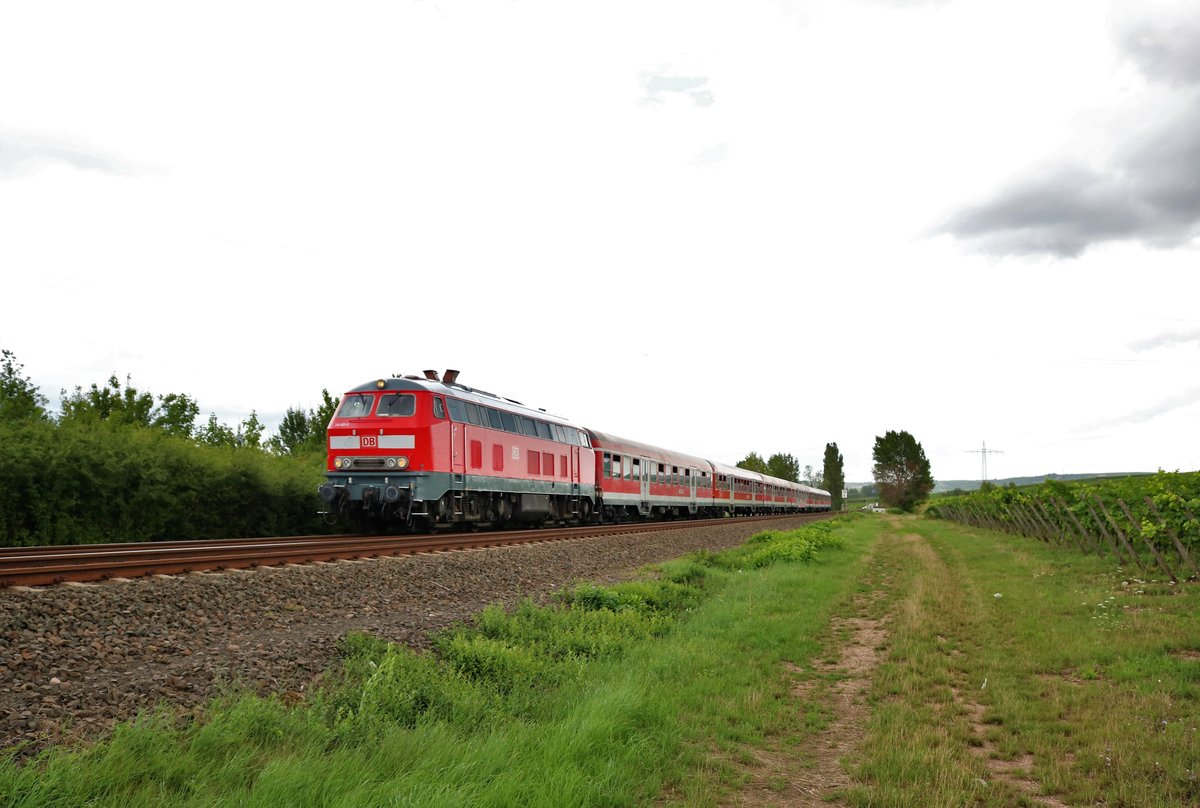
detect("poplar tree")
[823,442,845,510]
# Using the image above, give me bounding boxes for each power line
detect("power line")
[965,441,1003,482]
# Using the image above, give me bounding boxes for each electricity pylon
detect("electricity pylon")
[966,441,1003,483]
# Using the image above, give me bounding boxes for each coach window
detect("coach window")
[603,452,611,478]
[612,455,622,479]
[433,397,446,420]
[336,394,374,419]
[631,458,640,481]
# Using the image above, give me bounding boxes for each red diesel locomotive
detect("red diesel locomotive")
[318,370,831,529]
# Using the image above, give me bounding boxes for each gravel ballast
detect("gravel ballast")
[1,517,820,758]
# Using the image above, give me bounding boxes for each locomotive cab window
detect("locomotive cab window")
[378,393,416,417]
[433,397,446,419]
[336,394,374,419]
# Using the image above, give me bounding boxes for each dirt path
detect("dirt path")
[721,536,891,807]
[722,518,1072,807]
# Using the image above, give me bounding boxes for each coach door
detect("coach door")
[640,457,650,502]
[689,468,698,512]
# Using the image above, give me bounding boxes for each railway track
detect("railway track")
[0,513,834,588]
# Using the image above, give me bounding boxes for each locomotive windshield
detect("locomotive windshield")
[336,394,374,419]
[378,393,416,417]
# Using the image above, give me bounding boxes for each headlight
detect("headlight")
[385,457,397,469]
[335,457,350,469]
[396,456,409,469]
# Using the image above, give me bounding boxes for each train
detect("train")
[317,370,832,529]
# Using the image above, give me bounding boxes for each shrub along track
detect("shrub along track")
[0,515,826,760]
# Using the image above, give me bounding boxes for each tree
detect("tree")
[736,451,769,474]
[270,407,312,455]
[267,389,338,456]
[801,464,823,488]
[767,452,800,482]
[153,393,201,438]
[872,430,934,512]
[58,373,200,437]
[823,442,845,510]
[0,349,49,421]
[196,411,267,449]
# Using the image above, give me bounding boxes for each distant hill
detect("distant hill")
[930,472,1153,494]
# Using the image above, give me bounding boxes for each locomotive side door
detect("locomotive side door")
[450,422,465,476]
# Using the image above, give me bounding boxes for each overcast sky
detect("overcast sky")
[3,0,1198,484]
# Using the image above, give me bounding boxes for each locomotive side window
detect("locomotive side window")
[536,421,553,441]
[446,398,466,422]
[378,394,416,417]
[486,407,504,430]
[464,402,483,426]
[336,394,374,419]
[500,410,518,433]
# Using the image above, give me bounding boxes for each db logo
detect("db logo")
[361,436,378,448]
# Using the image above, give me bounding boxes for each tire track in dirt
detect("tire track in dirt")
[721,542,891,807]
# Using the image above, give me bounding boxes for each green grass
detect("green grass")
[7,515,1193,806]
[843,515,1200,807]
[0,521,868,807]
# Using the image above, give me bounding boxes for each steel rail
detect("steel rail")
[0,513,834,588]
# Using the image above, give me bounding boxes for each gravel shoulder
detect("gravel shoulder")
[2,518,814,758]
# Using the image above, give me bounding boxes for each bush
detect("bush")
[0,419,324,546]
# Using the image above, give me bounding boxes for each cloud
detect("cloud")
[0,130,138,180]
[640,70,714,107]
[692,142,729,166]
[936,4,1200,258]
[1118,4,1200,86]
[1075,384,1200,432]
[1128,326,1200,351]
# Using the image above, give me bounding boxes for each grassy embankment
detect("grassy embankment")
[1,520,867,807]
[3,514,1197,806]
